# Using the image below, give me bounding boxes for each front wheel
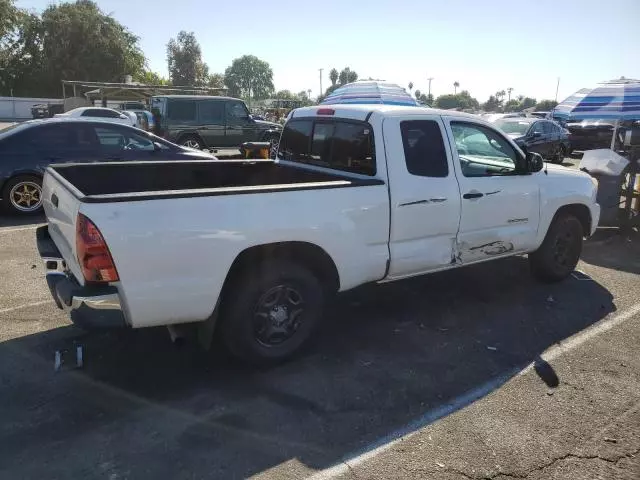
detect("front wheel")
[219,260,324,365]
[2,175,43,215]
[529,213,584,282]
[180,135,204,150]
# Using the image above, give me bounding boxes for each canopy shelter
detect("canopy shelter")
[321,81,419,106]
[61,80,227,107]
[558,78,640,230]
[553,78,640,121]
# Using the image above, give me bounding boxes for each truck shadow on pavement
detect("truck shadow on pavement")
[0,256,616,479]
[581,228,640,274]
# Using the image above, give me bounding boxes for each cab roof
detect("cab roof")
[291,104,481,122]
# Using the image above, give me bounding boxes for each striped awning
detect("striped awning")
[321,81,419,107]
[553,78,640,120]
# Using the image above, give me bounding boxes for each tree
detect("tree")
[425,93,434,105]
[274,89,295,100]
[224,55,274,100]
[482,95,502,112]
[414,89,421,98]
[207,72,225,89]
[329,68,338,86]
[167,31,208,86]
[453,81,460,94]
[435,90,479,110]
[337,67,358,86]
[503,99,520,112]
[408,81,414,93]
[0,4,42,96]
[3,0,146,97]
[135,70,170,85]
[537,99,558,111]
[507,87,513,102]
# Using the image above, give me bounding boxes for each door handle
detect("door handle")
[463,192,484,199]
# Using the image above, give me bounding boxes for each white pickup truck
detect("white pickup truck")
[37,104,600,363]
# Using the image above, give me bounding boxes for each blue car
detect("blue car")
[0,118,216,215]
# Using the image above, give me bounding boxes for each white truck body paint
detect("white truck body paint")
[42,104,600,329]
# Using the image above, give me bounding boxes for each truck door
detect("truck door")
[224,100,257,147]
[383,116,462,278]
[197,100,225,148]
[444,118,540,263]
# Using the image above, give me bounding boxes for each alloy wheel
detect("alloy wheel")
[10,181,42,212]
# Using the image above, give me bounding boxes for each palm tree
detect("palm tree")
[408,81,414,93]
[453,81,460,94]
[329,68,338,86]
[507,87,513,102]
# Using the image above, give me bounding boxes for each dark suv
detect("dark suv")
[150,96,283,152]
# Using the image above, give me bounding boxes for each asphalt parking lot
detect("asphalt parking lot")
[1,207,639,479]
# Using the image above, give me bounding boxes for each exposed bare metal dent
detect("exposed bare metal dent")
[468,240,515,255]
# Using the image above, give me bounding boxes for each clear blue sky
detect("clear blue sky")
[17,0,640,102]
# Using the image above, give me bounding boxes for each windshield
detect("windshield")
[495,120,530,135]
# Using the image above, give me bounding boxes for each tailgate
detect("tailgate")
[41,168,85,285]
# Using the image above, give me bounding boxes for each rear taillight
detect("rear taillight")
[76,214,119,283]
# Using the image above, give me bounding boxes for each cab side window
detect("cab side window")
[451,122,519,177]
[400,120,449,177]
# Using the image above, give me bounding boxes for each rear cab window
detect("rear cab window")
[277,118,376,176]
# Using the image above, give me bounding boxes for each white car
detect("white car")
[38,104,600,364]
[54,107,136,126]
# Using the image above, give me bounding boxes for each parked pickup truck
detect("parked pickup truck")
[36,104,600,363]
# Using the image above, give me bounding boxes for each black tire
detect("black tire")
[1,175,43,215]
[529,213,583,282]
[219,260,324,365]
[179,135,204,150]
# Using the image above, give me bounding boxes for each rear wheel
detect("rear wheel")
[2,175,43,215]
[529,213,583,282]
[219,260,324,365]
[180,135,204,150]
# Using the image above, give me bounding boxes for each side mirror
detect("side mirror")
[526,152,544,173]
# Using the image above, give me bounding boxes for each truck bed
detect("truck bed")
[47,160,382,203]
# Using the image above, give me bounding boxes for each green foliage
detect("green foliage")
[207,72,225,89]
[167,31,208,86]
[274,89,295,100]
[536,99,558,111]
[453,81,460,94]
[435,90,479,110]
[135,70,170,86]
[318,67,359,102]
[503,99,520,112]
[2,0,145,97]
[482,94,503,112]
[329,68,338,86]
[224,55,274,100]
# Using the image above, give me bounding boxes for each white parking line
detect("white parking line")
[307,301,640,480]
[0,300,50,315]
[0,225,42,234]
